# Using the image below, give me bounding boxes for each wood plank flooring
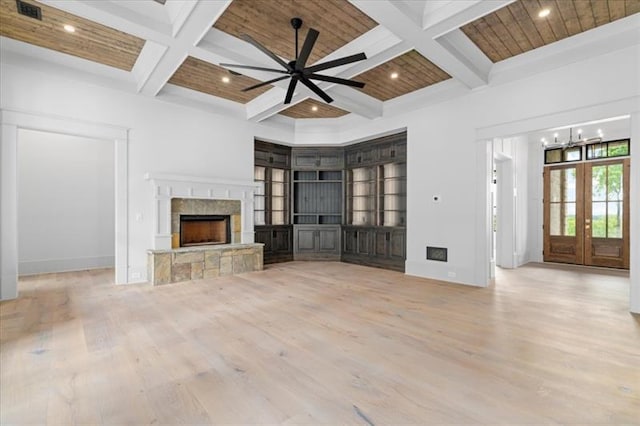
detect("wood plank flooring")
[1,262,638,424]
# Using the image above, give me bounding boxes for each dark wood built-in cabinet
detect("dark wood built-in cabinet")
[343,133,407,271]
[342,226,406,271]
[254,141,293,264]
[292,147,343,260]
[254,132,406,271]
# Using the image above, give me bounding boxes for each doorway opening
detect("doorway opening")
[17,129,116,277]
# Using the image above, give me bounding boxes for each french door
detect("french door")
[543,158,630,269]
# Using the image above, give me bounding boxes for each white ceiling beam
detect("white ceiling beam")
[423,0,515,37]
[165,0,199,37]
[436,29,492,83]
[131,41,169,93]
[39,0,173,43]
[138,0,232,96]
[327,87,383,120]
[350,0,505,89]
[158,84,246,119]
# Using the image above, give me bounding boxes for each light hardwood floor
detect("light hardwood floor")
[1,262,638,424]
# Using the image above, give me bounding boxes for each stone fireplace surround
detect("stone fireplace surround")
[171,198,240,247]
[145,173,263,285]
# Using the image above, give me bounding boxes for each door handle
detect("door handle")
[585,225,590,229]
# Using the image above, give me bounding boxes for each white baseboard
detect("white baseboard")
[18,256,115,275]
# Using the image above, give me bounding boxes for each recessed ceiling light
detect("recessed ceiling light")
[390,72,399,79]
[311,105,318,112]
[221,76,230,83]
[63,24,75,33]
[538,8,550,18]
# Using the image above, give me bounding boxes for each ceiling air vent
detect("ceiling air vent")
[16,0,42,20]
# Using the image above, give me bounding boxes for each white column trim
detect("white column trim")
[0,121,19,300]
[630,112,640,314]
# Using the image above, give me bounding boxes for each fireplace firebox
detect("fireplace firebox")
[180,215,231,247]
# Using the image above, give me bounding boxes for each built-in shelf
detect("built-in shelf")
[293,169,343,225]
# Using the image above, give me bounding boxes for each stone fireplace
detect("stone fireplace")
[145,173,264,285]
[170,198,240,248]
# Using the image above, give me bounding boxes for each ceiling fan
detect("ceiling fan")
[544,128,602,149]
[220,17,367,104]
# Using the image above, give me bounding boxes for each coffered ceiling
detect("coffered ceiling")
[0,0,144,71]
[461,0,640,62]
[168,57,272,104]
[279,98,350,119]
[213,0,377,66]
[354,50,451,101]
[0,0,638,126]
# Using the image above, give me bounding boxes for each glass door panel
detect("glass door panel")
[584,159,629,268]
[544,164,584,264]
[544,159,629,269]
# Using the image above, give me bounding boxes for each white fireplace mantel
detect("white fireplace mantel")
[145,173,260,250]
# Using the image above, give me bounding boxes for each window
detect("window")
[544,147,581,164]
[586,139,630,160]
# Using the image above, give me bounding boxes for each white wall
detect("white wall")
[296,44,640,289]
[17,130,115,274]
[1,37,639,311]
[0,59,291,287]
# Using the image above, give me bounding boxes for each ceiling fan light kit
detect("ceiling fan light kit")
[220,17,367,105]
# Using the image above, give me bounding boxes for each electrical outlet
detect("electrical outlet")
[447,271,456,278]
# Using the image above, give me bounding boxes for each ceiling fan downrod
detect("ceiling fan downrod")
[291,17,302,60]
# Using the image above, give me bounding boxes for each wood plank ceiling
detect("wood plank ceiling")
[168,57,273,104]
[213,0,378,66]
[279,99,350,119]
[353,50,451,101]
[0,0,145,71]
[461,0,640,63]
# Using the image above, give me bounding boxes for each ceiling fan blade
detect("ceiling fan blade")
[220,63,289,74]
[300,76,333,103]
[284,77,299,104]
[304,52,367,74]
[242,75,290,92]
[307,73,365,88]
[295,28,319,71]
[240,34,292,71]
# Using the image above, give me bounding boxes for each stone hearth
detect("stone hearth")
[148,243,263,285]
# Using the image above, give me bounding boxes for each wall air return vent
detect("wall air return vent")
[16,0,42,20]
[426,246,448,262]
